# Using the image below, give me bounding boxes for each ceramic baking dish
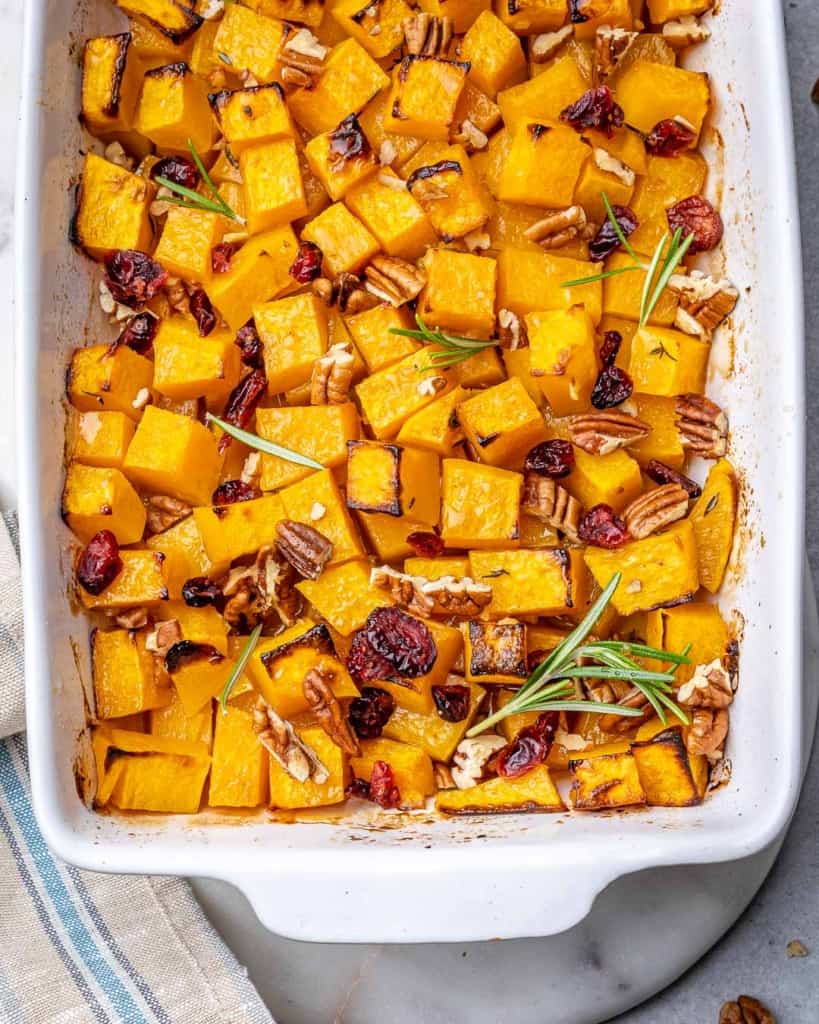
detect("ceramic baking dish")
[16,0,805,943]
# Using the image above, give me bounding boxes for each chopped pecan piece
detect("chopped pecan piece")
[622,484,690,540]
[281,28,327,82]
[675,394,728,459]
[144,619,183,657]
[597,687,651,733]
[113,606,149,630]
[303,665,361,755]
[677,658,734,709]
[594,25,638,80]
[402,12,453,56]
[312,272,380,313]
[370,565,492,618]
[592,147,635,187]
[687,707,729,757]
[222,546,303,631]
[364,254,426,306]
[451,118,489,153]
[451,735,506,789]
[433,762,456,790]
[669,270,739,337]
[530,25,573,64]
[310,342,355,405]
[523,205,593,250]
[719,996,775,1024]
[276,519,334,579]
[253,696,329,783]
[145,495,192,535]
[662,14,711,48]
[497,308,528,349]
[521,473,582,542]
[568,410,650,456]
[417,374,448,397]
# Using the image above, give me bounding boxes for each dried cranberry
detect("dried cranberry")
[211,242,237,274]
[289,240,323,284]
[496,713,558,779]
[369,760,402,809]
[645,459,702,499]
[524,440,575,479]
[103,250,168,308]
[235,322,263,369]
[211,480,259,506]
[347,607,437,683]
[151,155,199,190]
[76,530,122,595]
[347,632,397,684]
[599,330,622,368]
[406,531,444,558]
[218,368,267,453]
[568,0,589,21]
[345,778,372,800]
[105,312,159,358]
[645,118,696,157]
[591,365,633,409]
[431,684,470,723]
[348,686,395,739]
[667,195,724,254]
[559,86,624,138]
[588,205,638,262]
[189,288,216,336]
[578,505,630,549]
[181,576,221,607]
[164,640,224,674]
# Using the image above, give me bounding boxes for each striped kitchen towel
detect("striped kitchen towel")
[0,517,274,1024]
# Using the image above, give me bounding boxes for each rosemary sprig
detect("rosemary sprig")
[155,139,245,224]
[219,623,263,713]
[466,572,690,738]
[389,314,497,370]
[207,414,324,469]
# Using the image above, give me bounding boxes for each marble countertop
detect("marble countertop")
[2,0,818,1021]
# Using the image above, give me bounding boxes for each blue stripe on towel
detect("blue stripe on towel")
[0,738,150,1024]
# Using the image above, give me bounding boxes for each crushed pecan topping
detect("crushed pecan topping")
[111,606,149,630]
[402,13,453,56]
[523,205,594,250]
[144,619,183,657]
[622,484,690,540]
[303,665,361,755]
[452,118,490,153]
[310,342,355,405]
[281,28,327,83]
[253,696,329,783]
[417,374,447,397]
[686,707,729,757]
[104,140,135,171]
[568,410,650,456]
[497,308,528,349]
[594,25,638,80]
[592,147,635,187]
[370,565,492,618]
[677,658,734,709]
[662,14,711,48]
[145,495,192,535]
[598,687,651,733]
[521,473,582,542]
[451,735,506,789]
[221,546,303,631]
[433,762,456,790]
[364,254,427,306]
[675,394,728,459]
[463,228,491,253]
[276,519,334,579]
[669,270,739,337]
[312,272,380,313]
[530,25,573,64]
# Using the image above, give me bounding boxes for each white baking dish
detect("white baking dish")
[16,0,805,943]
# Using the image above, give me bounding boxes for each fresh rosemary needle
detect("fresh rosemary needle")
[207,414,324,469]
[155,138,245,224]
[390,314,497,370]
[220,623,263,713]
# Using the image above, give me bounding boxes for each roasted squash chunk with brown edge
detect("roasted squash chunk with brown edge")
[67,343,154,420]
[631,726,708,807]
[62,462,146,545]
[419,248,497,337]
[436,765,564,815]
[569,751,646,810]
[346,440,440,525]
[645,602,729,683]
[135,62,217,154]
[383,678,486,762]
[210,83,294,155]
[296,559,392,636]
[468,548,588,618]
[689,459,738,593]
[72,153,155,261]
[81,33,149,155]
[304,115,379,201]
[92,628,172,720]
[268,725,349,810]
[164,641,232,715]
[331,0,414,58]
[405,146,491,240]
[208,705,269,808]
[385,56,469,141]
[115,0,203,43]
[457,378,547,468]
[463,618,528,684]
[258,647,359,718]
[245,620,335,692]
[350,737,435,809]
[396,385,468,457]
[105,729,211,814]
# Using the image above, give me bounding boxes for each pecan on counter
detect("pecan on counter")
[402,13,453,56]
[568,410,650,456]
[303,666,361,755]
[145,495,192,535]
[686,707,729,758]
[312,272,380,313]
[676,394,728,459]
[252,696,329,783]
[276,519,334,580]
[363,254,426,306]
[370,564,492,618]
[719,996,776,1024]
[451,735,506,789]
[677,658,734,709]
[521,473,582,543]
[670,270,739,337]
[310,342,355,405]
[594,25,638,80]
[622,484,690,540]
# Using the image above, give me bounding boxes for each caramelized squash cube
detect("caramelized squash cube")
[497,55,587,131]
[355,511,429,561]
[397,385,467,456]
[419,248,497,336]
[346,169,436,260]
[80,550,171,610]
[386,56,468,141]
[468,548,586,618]
[689,459,737,593]
[258,647,358,717]
[526,306,598,416]
[418,0,491,32]
[146,514,227,598]
[647,0,712,21]
[256,292,328,394]
[569,750,646,809]
[304,116,379,201]
[616,60,710,143]
[115,0,203,43]
[346,440,440,523]
[63,462,146,545]
[383,678,485,762]
[406,144,491,240]
[331,0,413,57]
[240,139,307,233]
[631,726,707,807]
[565,447,643,513]
[461,10,526,99]
[497,247,602,323]
[70,411,136,470]
[208,705,269,807]
[463,618,528,684]
[629,393,685,470]
[211,3,287,83]
[441,459,522,548]
[602,251,678,325]
[350,737,435,809]
[404,556,470,579]
[645,602,729,684]
[245,619,334,692]
[301,202,380,276]
[573,150,635,223]
[437,764,564,814]
[495,0,565,33]
[150,692,213,747]
[154,206,226,284]
[297,559,390,636]
[135,61,217,153]
[210,83,293,154]
[107,730,210,813]
[281,469,365,564]
[81,33,146,147]
[67,343,154,420]
[268,724,348,809]
[345,304,419,373]
[457,378,546,467]
[93,628,171,719]
[127,17,193,63]
[497,121,589,209]
[572,0,632,37]
[152,320,240,405]
[628,325,710,397]
[193,493,285,566]
[355,348,455,439]
[73,153,155,260]
[256,404,360,490]
[167,645,232,715]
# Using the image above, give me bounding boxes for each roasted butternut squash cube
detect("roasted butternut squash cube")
[451,347,506,389]
[67,343,154,420]
[355,512,428,561]
[584,520,700,615]
[526,306,598,416]
[346,440,440,524]
[457,378,546,468]
[345,304,419,373]
[301,202,380,276]
[258,647,358,717]
[616,60,710,144]
[497,247,602,323]
[124,405,222,506]
[107,730,210,813]
[629,151,708,254]
[572,0,632,37]
[584,125,648,177]
[397,385,467,456]
[297,559,390,636]
[497,121,589,209]
[158,601,229,653]
[304,115,379,201]
[419,248,497,336]
[62,463,146,545]
[602,251,678,325]
[404,556,471,579]
[631,726,707,806]
[406,145,491,240]
[152,320,240,405]
[497,55,587,131]
[463,618,528,684]
[574,150,635,223]
[281,469,365,564]
[80,550,171,610]
[417,0,490,31]
[165,644,232,715]
[154,206,226,284]
[355,348,455,439]
[468,548,587,618]
[256,292,329,395]
[81,33,146,150]
[239,139,307,233]
[569,750,645,809]
[70,411,136,470]
[193,493,285,566]
[628,325,709,397]
[288,38,389,136]
[383,678,485,762]
[377,619,464,713]
[146,514,227,598]
[93,628,171,719]
[150,692,213,747]
[208,705,269,807]
[211,3,287,83]
[350,737,435,809]
[128,17,193,64]
[690,459,737,593]
[460,10,526,99]
[135,61,217,153]
[629,393,685,470]
[518,514,560,548]
[268,723,348,809]
[245,620,334,692]
[647,0,712,21]
[331,0,412,57]
[115,0,203,43]
[256,404,360,490]
[210,82,293,154]
[645,602,729,684]
[565,447,643,513]
[206,224,299,331]
[437,764,564,814]
[345,168,436,260]
[385,56,468,141]
[72,153,155,260]
[441,459,522,548]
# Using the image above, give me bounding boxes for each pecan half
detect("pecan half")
[568,410,650,456]
[144,618,183,657]
[253,696,329,783]
[303,665,361,755]
[662,14,711,48]
[594,25,638,80]
[719,996,775,1024]
[597,687,650,733]
[676,394,728,459]
[530,25,573,64]
[145,495,192,535]
[402,13,453,56]
[312,272,380,313]
[451,735,506,789]
[521,473,582,542]
[364,254,426,306]
[497,308,528,349]
[310,342,355,405]
[370,565,492,618]
[523,205,593,250]
[669,270,739,337]
[622,484,690,540]
[686,707,729,757]
[281,27,327,85]
[677,658,734,709]
[222,546,303,631]
[276,520,333,579]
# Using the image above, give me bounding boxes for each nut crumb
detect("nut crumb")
[309,501,327,521]
[131,387,151,411]
[786,940,808,958]
[417,375,447,397]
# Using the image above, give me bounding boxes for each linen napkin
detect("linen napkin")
[0,515,274,1024]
